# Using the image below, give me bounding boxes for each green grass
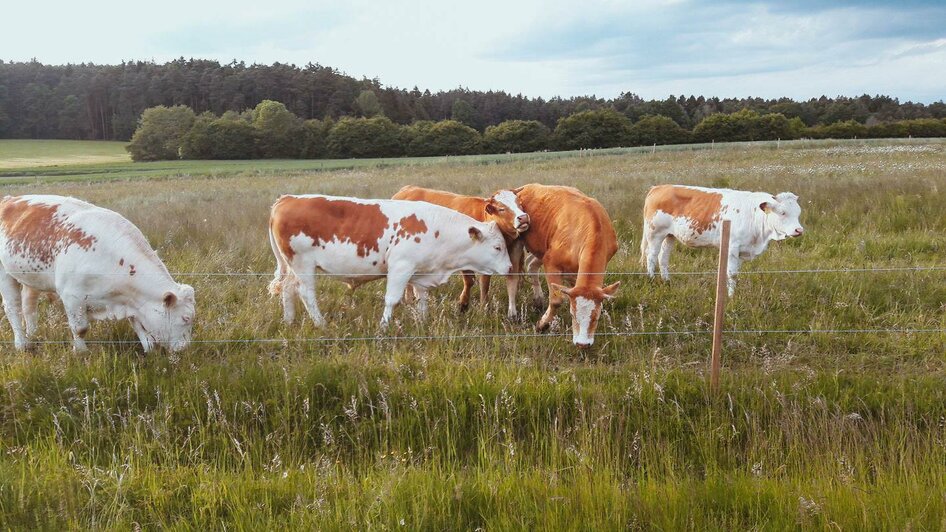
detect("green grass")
[0,139,130,169]
[1,138,946,528]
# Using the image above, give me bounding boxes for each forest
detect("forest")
[2,58,945,141]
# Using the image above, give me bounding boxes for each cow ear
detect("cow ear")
[485,202,498,215]
[163,291,178,308]
[469,226,483,241]
[601,281,621,299]
[759,201,775,214]
[549,283,572,297]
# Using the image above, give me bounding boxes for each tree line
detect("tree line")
[2,58,946,141]
[127,100,946,162]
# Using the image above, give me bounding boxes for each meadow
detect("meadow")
[1,138,945,529]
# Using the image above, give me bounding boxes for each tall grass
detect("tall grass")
[1,139,945,528]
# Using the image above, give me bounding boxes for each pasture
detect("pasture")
[1,139,945,528]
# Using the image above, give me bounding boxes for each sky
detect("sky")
[4,0,945,102]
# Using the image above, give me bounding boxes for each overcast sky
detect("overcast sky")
[4,0,945,102]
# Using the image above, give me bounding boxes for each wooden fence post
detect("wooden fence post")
[710,219,731,392]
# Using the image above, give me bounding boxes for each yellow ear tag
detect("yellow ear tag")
[764,206,773,214]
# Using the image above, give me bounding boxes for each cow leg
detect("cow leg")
[726,251,742,297]
[658,237,675,281]
[536,268,564,332]
[60,294,90,353]
[296,272,326,327]
[526,254,545,310]
[20,286,40,338]
[457,271,474,312]
[478,275,491,309]
[0,272,28,351]
[645,232,667,279]
[279,274,299,325]
[505,242,524,320]
[380,269,413,328]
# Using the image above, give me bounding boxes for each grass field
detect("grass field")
[1,138,945,528]
[0,140,130,169]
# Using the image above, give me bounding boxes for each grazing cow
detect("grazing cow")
[0,195,196,352]
[268,194,512,327]
[392,185,530,318]
[514,184,620,348]
[641,185,804,295]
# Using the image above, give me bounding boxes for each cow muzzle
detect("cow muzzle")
[516,214,530,233]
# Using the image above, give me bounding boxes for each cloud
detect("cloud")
[489,0,946,92]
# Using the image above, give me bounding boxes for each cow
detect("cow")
[0,195,196,353]
[513,184,621,348]
[267,194,513,327]
[391,185,530,318]
[640,185,804,295]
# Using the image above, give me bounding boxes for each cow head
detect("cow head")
[761,192,804,240]
[130,283,196,353]
[549,282,621,348]
[485,190,530,238]
[463,221,513,275]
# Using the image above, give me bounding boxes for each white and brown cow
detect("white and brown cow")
[392,186,529,318]
[0,195,196,352]
[268,194,512,327]
[641,185,804,295]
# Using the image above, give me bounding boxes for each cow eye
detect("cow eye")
[494,245,502,251]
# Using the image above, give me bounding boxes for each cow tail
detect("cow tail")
[639,227,649,268]
[267,224,292,297]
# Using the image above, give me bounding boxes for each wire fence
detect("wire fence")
[3,327,945,347]
[2,264,943,346]
[7,265,943,277]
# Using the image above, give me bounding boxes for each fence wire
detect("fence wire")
[3,327,944,346]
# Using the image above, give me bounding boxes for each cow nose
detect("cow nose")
[575,341,592,349]
[794,227,804,236]
[518,214,529,223]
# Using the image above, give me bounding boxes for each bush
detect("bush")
[808,120,868,139]
[692,109,794,142]
[206,118,257,159]
[407,120,481,156]
[484,120,550,153]
[628,115,689,146]
[126,105,196,161]
[554,108,633,150]
[252,100,302,158]
[300,119,333,159]
[180,112,215,159]
[327,116,403,158]
[401,121,435,156]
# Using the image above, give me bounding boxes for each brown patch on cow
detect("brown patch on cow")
[643,185,722,234]
[0,197,97,265]
[270,196,389,260]
[119,258,124,266]
[129,265,136,276]
[372,261,377,266]
[414,237,421,243]
[396,214,428,239]
[434,230,440,239]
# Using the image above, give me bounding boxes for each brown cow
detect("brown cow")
[514,184,620,348]
[392,186,530,319]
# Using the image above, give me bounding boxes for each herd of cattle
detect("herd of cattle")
[0,184,803,353]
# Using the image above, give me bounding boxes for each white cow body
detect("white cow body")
[0,195,195,352]
[641,185,803,295]
[268,194,513,326]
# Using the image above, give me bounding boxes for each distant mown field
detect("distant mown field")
[1,138,945,528]
[0,139,130,168]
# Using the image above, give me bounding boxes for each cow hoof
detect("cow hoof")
[506,311,520,322]
[535,320,551,333]
[531,299,545,311]
[457,302,469,313]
